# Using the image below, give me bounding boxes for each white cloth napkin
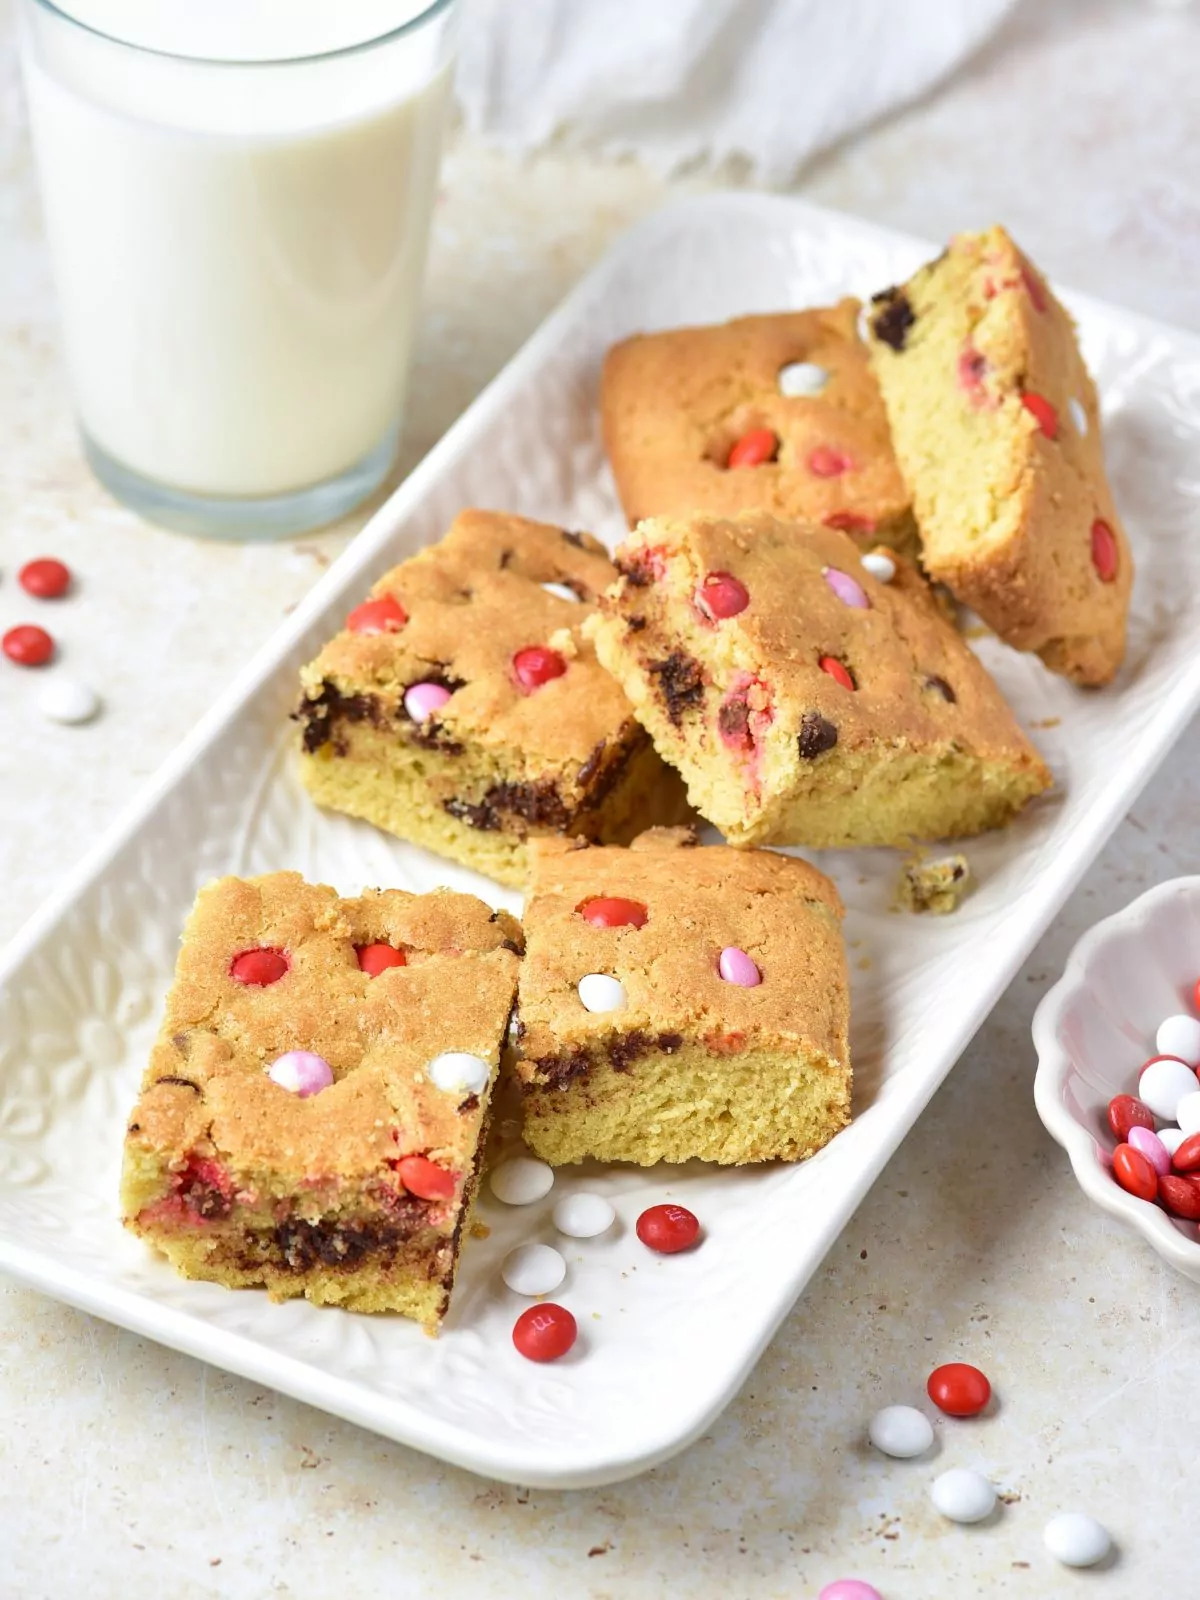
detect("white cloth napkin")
[457,0,1018,182]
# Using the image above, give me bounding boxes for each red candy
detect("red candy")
[636,1203,700,1254]
[2,624,54,667]
[18,557,71,599]
[1090,519,1118,583]
[1159,1175,1200,1221]
[578,897,648,929]
[513,645,567,691]
[176,1155,234,1218]
[512,1303,577,1363]
[621,545,667,586]
[818,655,855,691]
[1106,1094,1156,1141]
[807,445,853,478]
[357,943,405,977]
[697,571,750,620]
[718,682,766,754]
[229,947,289,986]
[346,595,406,635]
[1113,1143,1158,1202]
[1020,391,1058,439]
[1106,1030,1200,1224]
[823,511,876,534]
[926,1362,991,1417]
[727,427,778,469]
[1139,1052,1192,1078]
[396,1154,456,1201]
[957,346,988,399]
[1020,261,1048,313]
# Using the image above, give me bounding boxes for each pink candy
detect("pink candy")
[267,1051,334,1097]
[1127,1124,1171,1176]
[718,946,761,987]
[819,1583,883,1600]
[404,681,452,722]
[823,567,870,610]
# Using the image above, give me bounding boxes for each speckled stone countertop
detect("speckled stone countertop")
[2,1,1199,1595]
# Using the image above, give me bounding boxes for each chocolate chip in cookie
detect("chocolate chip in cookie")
[870,288,916,352]
[797,711,838,759]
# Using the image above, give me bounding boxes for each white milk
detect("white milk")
[20,1,456,501]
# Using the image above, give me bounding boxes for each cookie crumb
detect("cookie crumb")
[896,853,971,915]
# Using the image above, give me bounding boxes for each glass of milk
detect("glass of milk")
[19,0,458,538]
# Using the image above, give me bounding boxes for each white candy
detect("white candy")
[1138,1057,1199,1122]
[930,1468,996,1524]
[501,1242,566,1297]
[868,1405,934,1459]
[1156,1014,1200,1066]
[860,552,896,584]
[1158,1126,1188,1156]
[37,677,99,725]
[1068,397,1088,436]
[1043,1511,1111,1568]
[578,973,626,1013]
[427,1051,490,1096]
[1176,1090,1200,1136]
[552,1192,615,1239]
[778,360,829,398]
[540,581,580,603]
[489,1157,554,1206]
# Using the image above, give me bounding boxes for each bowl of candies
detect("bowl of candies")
[1034,876,1200,1283]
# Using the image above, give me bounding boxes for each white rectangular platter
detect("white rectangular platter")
[3,194,1200,1491]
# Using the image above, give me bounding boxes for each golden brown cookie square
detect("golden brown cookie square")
[120,872,521,1326]
[514,832,851,1167]
[586,512,1051,848]
[602,302,915,553]
[296,510,689,887]
[864,225,1132,686]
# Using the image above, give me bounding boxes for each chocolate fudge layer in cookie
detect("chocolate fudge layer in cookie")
[515,830,850,1166]
[296,510,689,887]
[587,512,1051,849]
[120,872,521,1327]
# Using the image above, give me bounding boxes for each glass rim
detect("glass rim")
[26,0,455,67]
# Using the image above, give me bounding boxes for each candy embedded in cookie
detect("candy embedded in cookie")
[864,224,1133,687]
[119,872,522,1326]
[600,301,917,555]
[586,511,1051,850]
[513,830,851,1167]
[294,510,690,888]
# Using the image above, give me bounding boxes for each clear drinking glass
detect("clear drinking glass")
[19,0,458,538]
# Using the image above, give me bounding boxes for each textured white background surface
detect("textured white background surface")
[2,0,1199,1594]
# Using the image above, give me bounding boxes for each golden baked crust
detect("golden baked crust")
[586,512,1052,848]
[515,831,851,1166]
[864,225,1132,686]
[601,301,915,553]
[121,872,521,1324]
[302,511,626,768]
[296,509,689,886]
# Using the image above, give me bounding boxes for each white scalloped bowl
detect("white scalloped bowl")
[1034,876,1200,1282]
